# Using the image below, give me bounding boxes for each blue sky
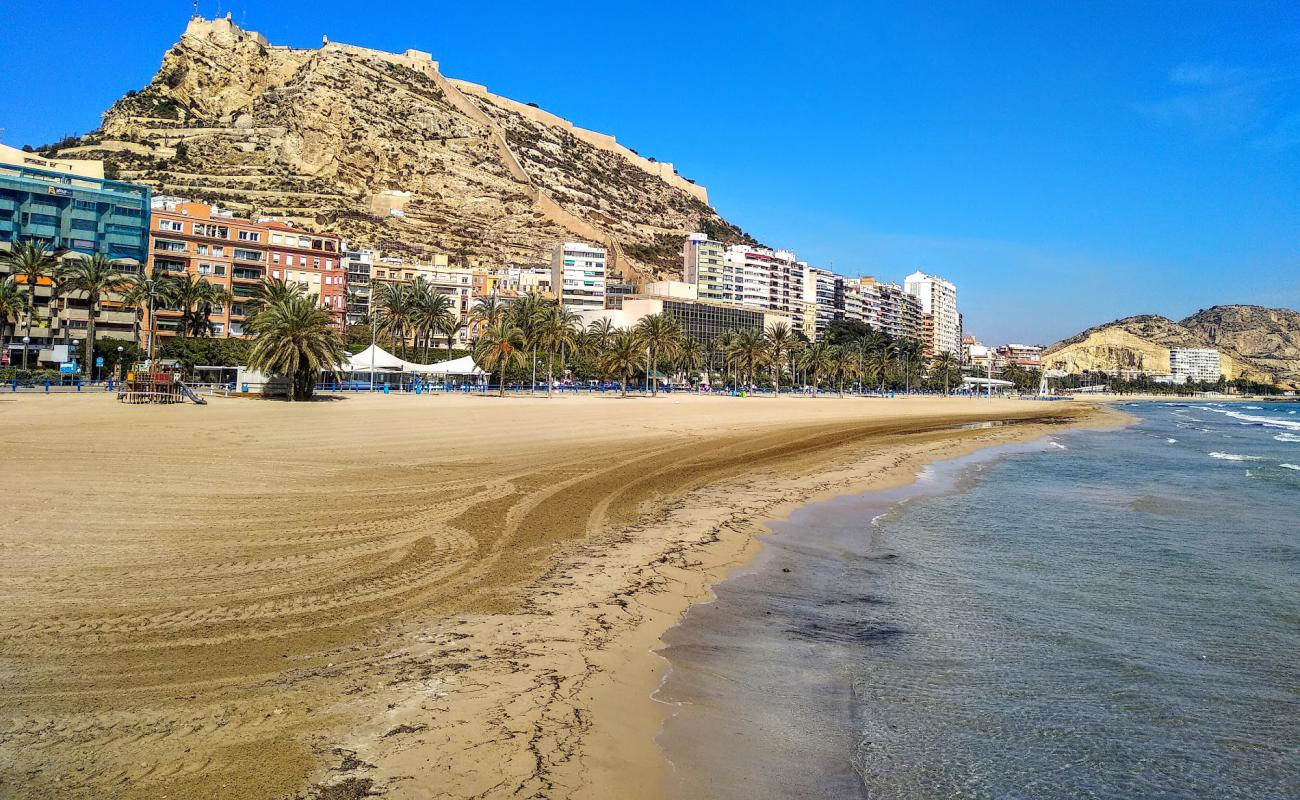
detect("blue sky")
[3,1,1297,344]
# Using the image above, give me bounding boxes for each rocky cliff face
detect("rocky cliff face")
[54,17,753,277]
[1043,311,1293,384]
[1180,305,1300,385]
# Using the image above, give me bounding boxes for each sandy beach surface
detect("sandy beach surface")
[0,392,1113,799]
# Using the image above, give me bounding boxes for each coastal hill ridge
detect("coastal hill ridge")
[1044,304,1300,386]
[50,15,755,279]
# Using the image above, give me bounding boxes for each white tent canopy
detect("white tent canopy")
[346,344,408,372]
[344,346,484,376]
[420,354,485,376]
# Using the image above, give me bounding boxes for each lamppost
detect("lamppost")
[117,345,124,382]
[72,339,81,380]
[21,336,29,370]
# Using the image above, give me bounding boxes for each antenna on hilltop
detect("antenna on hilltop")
[192,0,198,18]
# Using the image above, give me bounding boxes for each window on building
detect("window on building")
[238,230,261,242]
[194,223,229,238]
[158,219,183,232]
[272,253,280,264]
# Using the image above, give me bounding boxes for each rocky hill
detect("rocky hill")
[50,15,754,278]
[1043,312,1282,384]
[1180,305,1300,385]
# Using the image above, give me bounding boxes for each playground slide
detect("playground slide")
[178,384,208,405]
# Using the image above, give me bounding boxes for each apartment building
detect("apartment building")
[904,271,959,357]
[342,248,373,326]
[551,241,607,312]
[876,282,923,341]
[263,221,345,329]
[370,255,475,347]
[1169,348,1221,382]
[0,146,151,365]
[147,199,342,338]
[683,233,726,303]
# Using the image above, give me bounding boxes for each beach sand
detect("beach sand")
[0,392,1114,799]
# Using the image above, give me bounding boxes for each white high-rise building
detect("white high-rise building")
[722,245,774,310]
[551,242,607,312]
[683,233,726,303]
[904,271,959,356]
[1169,348,1221,382]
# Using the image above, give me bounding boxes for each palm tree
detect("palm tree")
[374,281,414,358]
[471,294,505,326]
[930,351,962,395]
[2,242,60,362]
[764,321,795,396]
[0,276,22,354]
[438,314,467,362]
[835,348,861,397]
[600,329,646,398]
[510,293,547,393]
[676,337,704,386]
[57,254,131,372]
[867,347,892,394]
[121,269,172,361]
[585,317,617,357]
[247,294,346,401]
[411,282,452,362]
[168,274,230,338]
[729,328,769,390]
[472,321,526,397]
[802,341,837,396]
[536,303,581,397]
[633,313,682,396]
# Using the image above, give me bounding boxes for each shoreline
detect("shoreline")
[327,400,1128,799]
[0,394,1125,799]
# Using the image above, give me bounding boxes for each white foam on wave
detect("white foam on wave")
[1049,441,1067,450]
[1244,406,1262,410]
[1280,464,1300,471]
[1276,433,1300,443]
[1208,452,1264,461]
[1198,406,1300,432]
[1166,438,1177,444]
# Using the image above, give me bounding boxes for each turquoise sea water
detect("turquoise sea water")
[658,401,1300,799]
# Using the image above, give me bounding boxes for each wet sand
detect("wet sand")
[0,392,1110,799]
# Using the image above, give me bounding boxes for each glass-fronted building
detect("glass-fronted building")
[0,146,152,366]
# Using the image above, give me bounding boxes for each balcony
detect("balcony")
[232,267,264,281]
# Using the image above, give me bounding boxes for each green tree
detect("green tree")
[676,337,705,385]
[121,268,172,360]
[438,314,467,362]
[929,351,962,395]
[2,242,60,360]
[536,303,581,397]
[801,341,837,395]
[56,254,131,369]
[600,329,646,397]
[764,321,795,395]
[167,273,230,338]
[633,313,682,396]
[246,294,345,401]
[472,321,526,397]
[728,328,770,390]
[374,281,414,358]
[0,276,22,350]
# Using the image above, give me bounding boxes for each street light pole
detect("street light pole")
[369,312,376,392]
[21,336,29,370]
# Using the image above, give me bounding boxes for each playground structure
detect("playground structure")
[116,361,207,405]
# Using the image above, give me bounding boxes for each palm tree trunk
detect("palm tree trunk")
[499,361,506,398]
[621,374,628,398]
[546,357,554,398]
[85,312,95,380]
[650,351,657,397]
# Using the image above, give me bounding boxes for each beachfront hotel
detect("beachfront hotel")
[551,241,607,312]
[0,144,151,366]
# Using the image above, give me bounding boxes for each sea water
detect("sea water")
[657,402,1300,799]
